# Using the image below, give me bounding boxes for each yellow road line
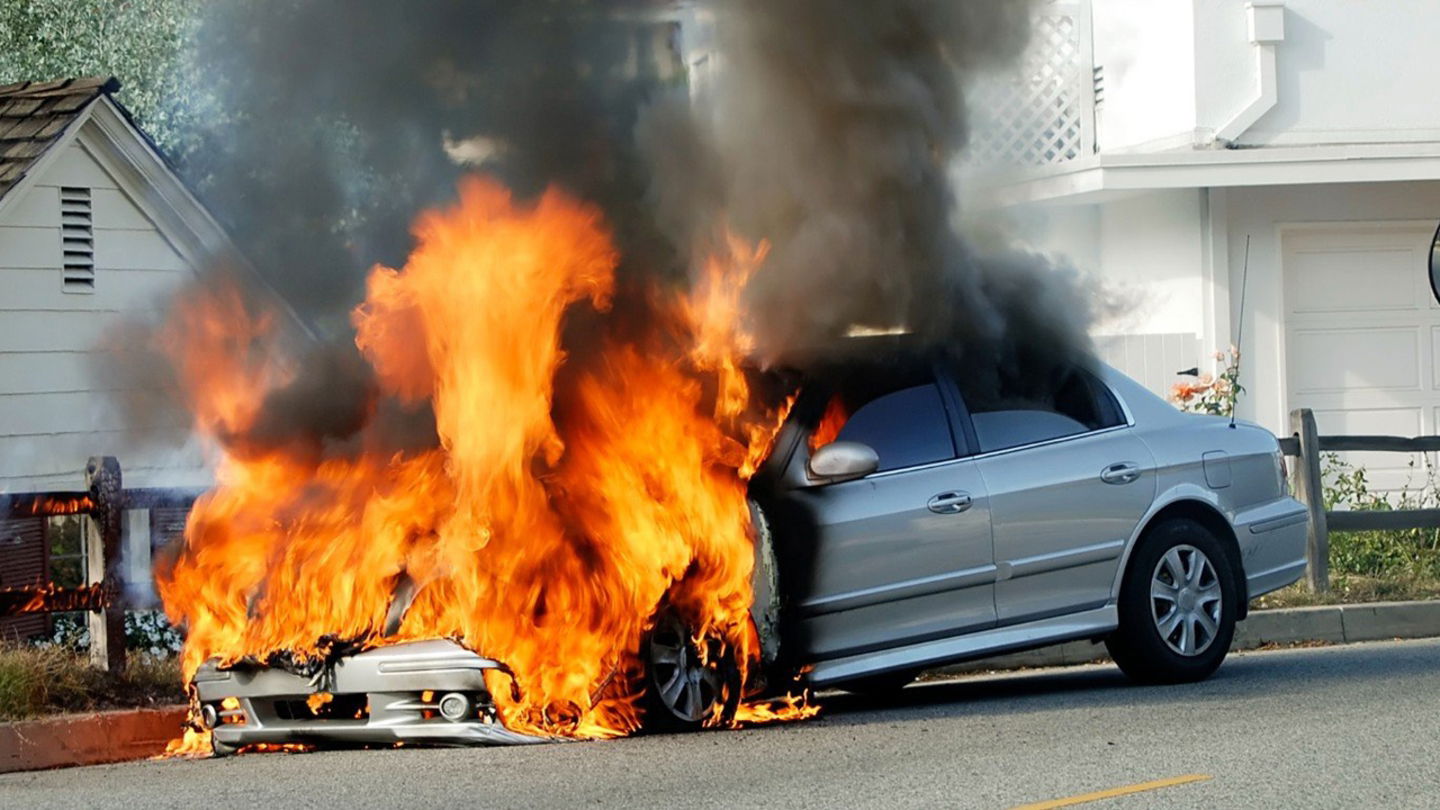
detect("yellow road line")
[1009,774,1214,810]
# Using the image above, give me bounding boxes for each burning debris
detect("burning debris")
[133,0,1104,754]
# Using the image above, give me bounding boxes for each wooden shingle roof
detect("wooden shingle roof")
[0,76,119,200]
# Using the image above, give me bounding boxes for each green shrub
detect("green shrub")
[0,644,182,721]
[41,610,184,655]
[0,645,104,720]
[0,651,38,718]
[1322,454,1440,579]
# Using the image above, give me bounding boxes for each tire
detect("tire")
[748,502,783,679]
[211,736,238,758]
[639,607,741,732]
[838,668,920,697]
[1106,518,1239,685]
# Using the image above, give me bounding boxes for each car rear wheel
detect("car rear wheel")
[639,608,739,732]
[1106,518,1238,684]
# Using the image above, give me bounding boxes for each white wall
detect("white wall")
[1097,189,1208,335]
[1239,0,1440,146]
[1092,0,1198,151]
[1224,180,1440,434]
[1010,189,1212,399]
[1016,190,1207,335]
[1094,0,1440,151]
[0,130,207,493]
[1019,181,1440,434]
[1192,0,1260,136]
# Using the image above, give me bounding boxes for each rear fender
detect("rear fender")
[1109,486,1249,620]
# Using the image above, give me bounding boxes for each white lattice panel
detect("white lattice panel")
[968,2,1094,167]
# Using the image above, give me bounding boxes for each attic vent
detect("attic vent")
[59,186,95,292]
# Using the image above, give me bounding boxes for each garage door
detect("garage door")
[1284,225,1437,491]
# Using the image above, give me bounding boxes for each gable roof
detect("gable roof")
[0,76,121,201]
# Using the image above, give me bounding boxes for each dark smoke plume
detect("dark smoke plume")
[131,1,683,458]
[641,0,1098,373]
[119,0,1107,459]
[183,0,682,329]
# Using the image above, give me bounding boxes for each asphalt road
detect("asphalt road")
[5,638,1439,809]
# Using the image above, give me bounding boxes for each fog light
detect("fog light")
[200,703,219,729]
[437,692,473,722]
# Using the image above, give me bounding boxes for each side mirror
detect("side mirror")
[808,441,880,483]
[1430,220,1440,305]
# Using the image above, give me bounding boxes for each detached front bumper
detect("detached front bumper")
[192,639,549,750]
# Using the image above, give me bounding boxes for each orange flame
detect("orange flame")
[733,691,821,726]
[161,726,213,759]
[157,176,812,743]
[809,395,849,451]
[4,493,94,517]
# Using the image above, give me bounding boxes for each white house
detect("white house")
[964,0,1440,490]
[0,77,229,492]
[0,77,226,633]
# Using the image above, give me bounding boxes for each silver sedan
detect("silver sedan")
[746,353,1307,695]
[194,353,1308,751]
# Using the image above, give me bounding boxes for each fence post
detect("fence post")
[1290,409,1329,593]
[84,456,126,672]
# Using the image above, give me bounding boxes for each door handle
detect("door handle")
[1100,462,1142,485]
[927,491,973,514]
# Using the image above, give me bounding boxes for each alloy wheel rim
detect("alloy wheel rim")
[647,613,723,722]
[1149,544,1223,657]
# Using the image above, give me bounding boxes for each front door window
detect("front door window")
[805,366,956,473]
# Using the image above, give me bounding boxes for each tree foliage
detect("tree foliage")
[0,0,199,162]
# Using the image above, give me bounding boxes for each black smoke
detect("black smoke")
[182,0,684,329]
[126,0,1110,460]
[640,0,1099,373]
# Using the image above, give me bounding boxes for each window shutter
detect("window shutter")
[59,186,95,291]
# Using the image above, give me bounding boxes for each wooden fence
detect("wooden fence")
[8,425,1433,660]
[0,456,202,671]
[1279,408,1440,593]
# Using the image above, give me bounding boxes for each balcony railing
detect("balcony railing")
[967,0,1096,169]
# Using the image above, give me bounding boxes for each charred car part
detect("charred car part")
[193,639,546,754]
[193,530,780,755]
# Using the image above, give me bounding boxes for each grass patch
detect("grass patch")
[0,645,182,722]
[1253,573,1440,610]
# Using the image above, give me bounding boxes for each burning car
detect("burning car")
[192,339,1307,754]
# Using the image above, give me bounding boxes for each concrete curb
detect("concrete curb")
[935,599,1440,675]
[0,705,186,774]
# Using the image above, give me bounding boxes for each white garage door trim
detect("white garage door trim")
[1281,221,1438,491]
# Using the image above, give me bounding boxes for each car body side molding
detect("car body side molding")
[798,563,999,617]
[807,605,1118,686]
[999,538,1127,581]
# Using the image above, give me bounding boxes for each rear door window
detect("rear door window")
[952,363,1124,453]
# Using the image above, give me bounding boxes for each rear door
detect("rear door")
[947,365,1155,625]
[781,364,997,661]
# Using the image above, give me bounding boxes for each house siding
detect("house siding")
[0,517,47,641]
[0,136,203,493]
